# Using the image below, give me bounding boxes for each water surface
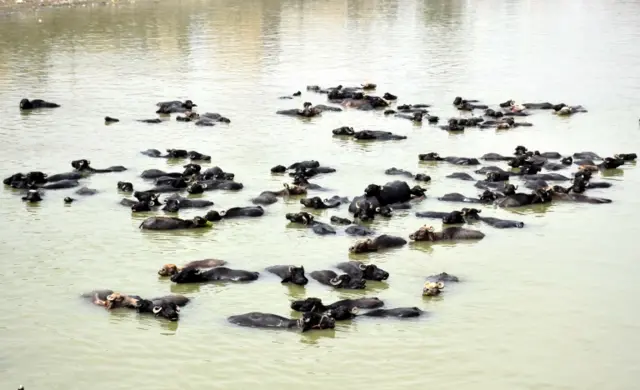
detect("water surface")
[1,1,640,389]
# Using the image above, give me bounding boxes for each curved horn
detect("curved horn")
[106,294,115,301]
[301,215,308,225]
[152,306,162,314]
[437,282,445,289]
[175,306,180,313]
[427,226,435,232]
[351,307,359,314]
[329,277,342,286]
[358,263,367,271]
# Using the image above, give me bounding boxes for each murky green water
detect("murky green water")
[1,0,640,389]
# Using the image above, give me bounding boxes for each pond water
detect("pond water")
[1,0,640,389]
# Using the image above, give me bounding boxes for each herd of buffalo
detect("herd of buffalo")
[8,85,636,332]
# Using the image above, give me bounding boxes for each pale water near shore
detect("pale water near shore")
[1,1,640,389]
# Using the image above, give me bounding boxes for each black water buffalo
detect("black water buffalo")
[117,181,133,192]
[291,297,384,313]
[458,208,525,228]
[446,172,475,181]
[228,311,335,332]
[265,265,309,285]
[348,235,407,253]
[187,180,243,194]
[361,307,424,318]
[158,259,227,277]
[345,224,376,236]
[300,196,341,209]
[251,184,307,205]
[348,181,425,214]
[139,216,211,230]
[496,188,553,208]
[309,270,366,289]
[336,261,389,281]
[156,100,197,114]
[134,295,190,322]
[436,191,495,204]
[141,148,189,159]
[409,225,485,242]
[285,212,336,235]
[71,159,126,173]
[418,152,480,166]
[162,194,214,212]
[20,98,60,109]
[170,267,259,283]
[205,206,265,221]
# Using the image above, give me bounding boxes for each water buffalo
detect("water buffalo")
[205,206,265,221]
[228,311,334,332]
[139,216,211,230]
[170,267,259,283]
[265,265,309,285]
[309,270,366,289]
[336,261,389,281]
[409,226,485,242]
[158,259,227,277]
[348,235,407,253]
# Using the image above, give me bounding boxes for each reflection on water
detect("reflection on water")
[409,238,484,250]
[284,283,308,300]
[601,168,625,178]
[504,202,555,215]
[169,283,201,295]
[139,227,215,242]
[1,0,640,389]
[298,329,337,345]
